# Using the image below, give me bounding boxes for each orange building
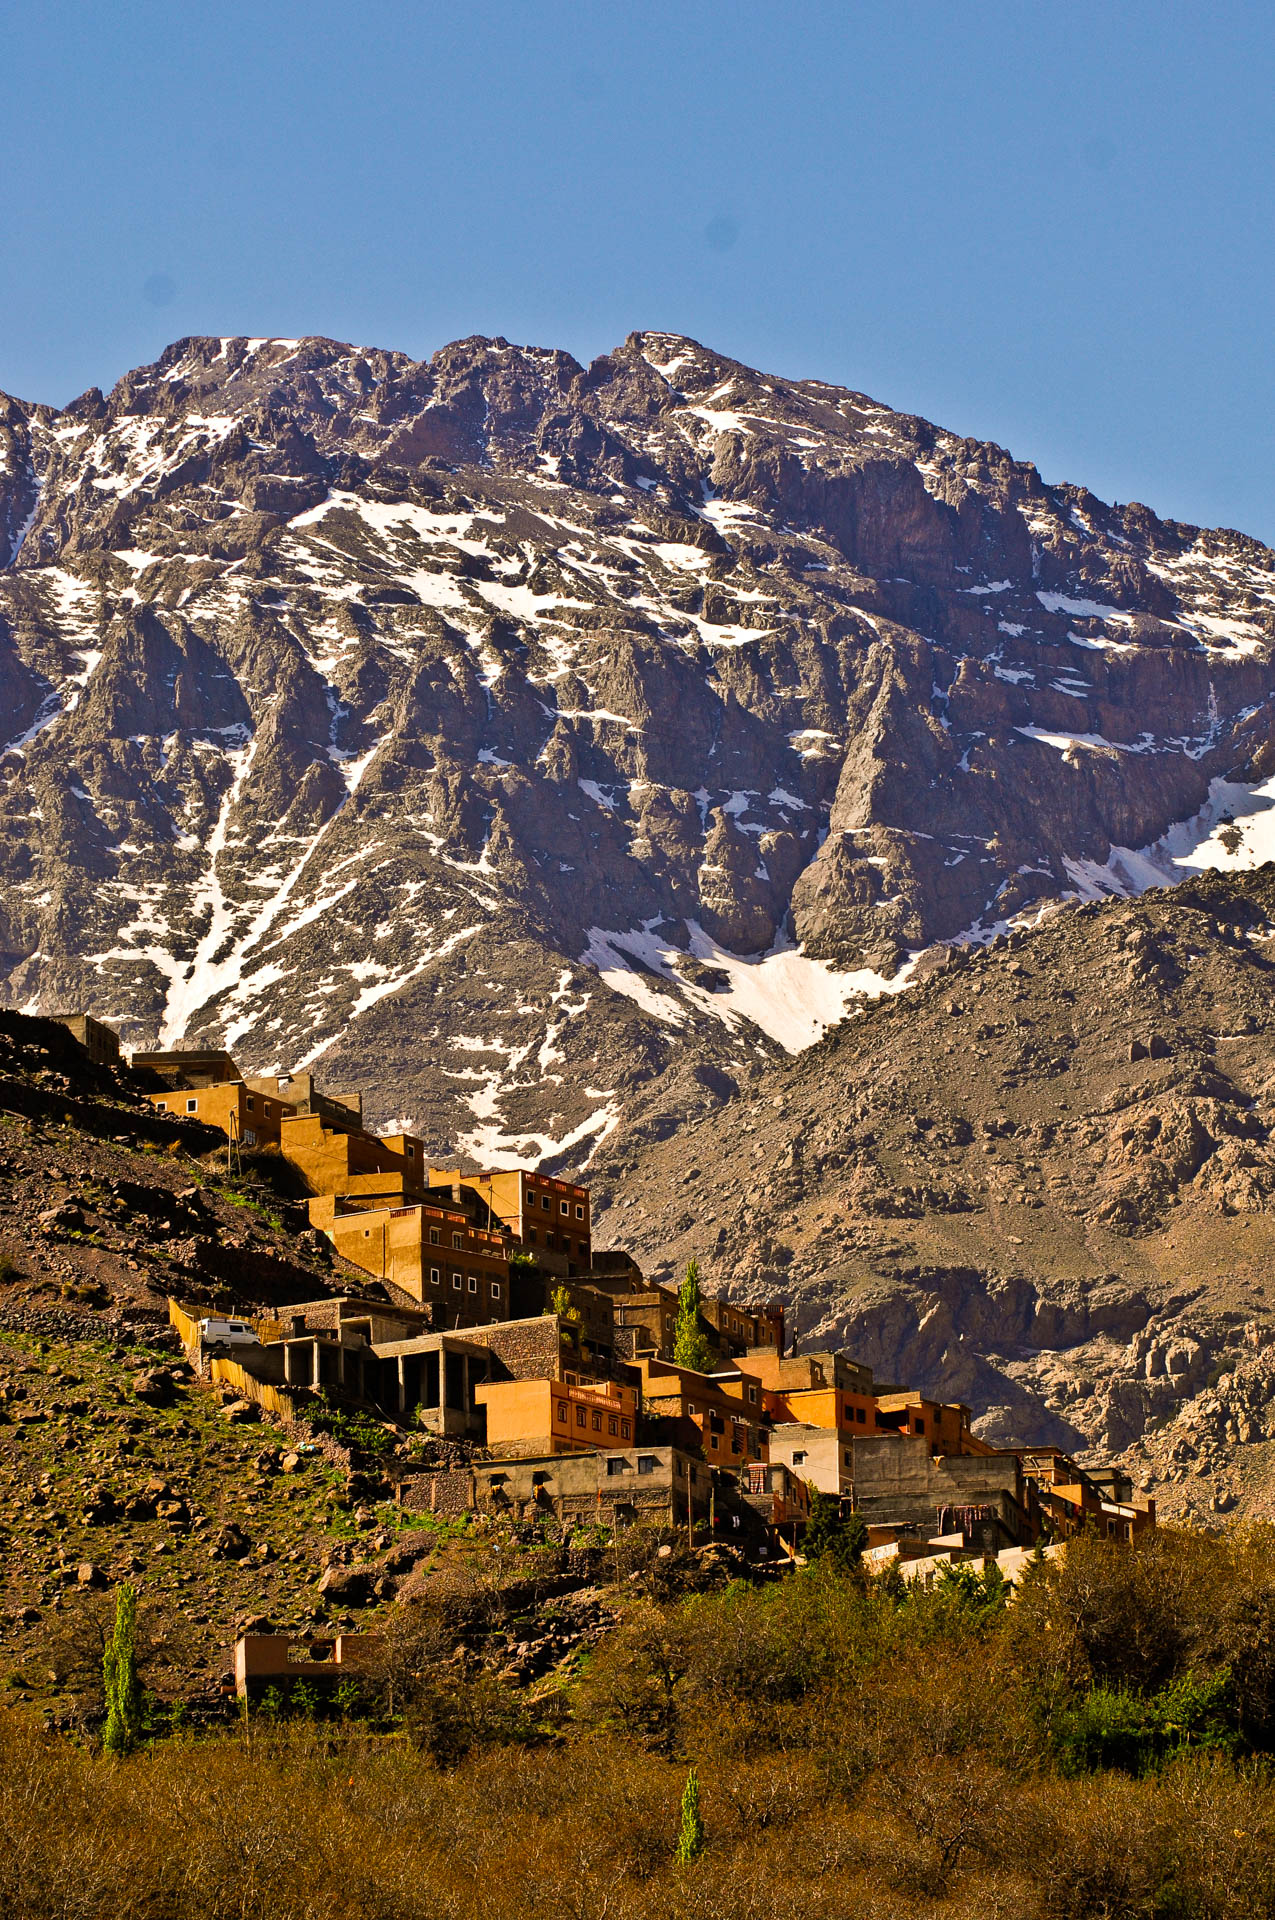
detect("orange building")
[628,1355,769,1465]
[283,1112,429,1200]
[1018,1448,1156,1543]
[308,1193,511,1325]
[475,1375,638,1455]
[146,1080,295,1148]
[432,1166,592,1272]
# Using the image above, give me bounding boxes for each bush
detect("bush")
[1051,1670,1240,1777]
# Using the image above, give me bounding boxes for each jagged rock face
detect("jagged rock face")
[594,870,1275,1515]
[1,329,1274,1157]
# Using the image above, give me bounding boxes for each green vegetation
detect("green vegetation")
[671,1259,715,1374]
[674,1765,704,1865]
[803,1492,867,1571]
[548,1283,580,1322]
[307,1390,394,1458]
[100,1584,142,1757]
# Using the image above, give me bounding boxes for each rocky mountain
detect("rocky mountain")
[2,330,1274,1171]
[598,865,1275,1522]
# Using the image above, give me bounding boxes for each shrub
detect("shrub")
[1051,1670,1240,1777]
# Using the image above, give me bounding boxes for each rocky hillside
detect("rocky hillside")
[595,866,1275,1525]
[2,331,1274,1162]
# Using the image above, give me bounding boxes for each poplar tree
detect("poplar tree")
[102,1583,143,1757]
[672,1259,715,1374]
[674,1766,705,1865]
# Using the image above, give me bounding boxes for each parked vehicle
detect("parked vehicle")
[199,1317,261,1348]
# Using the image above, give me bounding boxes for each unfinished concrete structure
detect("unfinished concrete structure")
[403,1444,714,1529]
[847,1433,1040,1553]
[234,1633,377,1700]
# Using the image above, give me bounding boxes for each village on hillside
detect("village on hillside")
[47,1013,1156,1689]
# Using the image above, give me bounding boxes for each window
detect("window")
[526,1228,537,1245]
[405,1144,415,1159]
[243,1128,257,1146]
[575,1204,584,1220]
[792,1451,806,1465]
[186,1098,197,1113]
[542,1195,551,1210]
[491,1281,501,1300]
[556,1402,568,1422]
[429,1228,440,1246]
[277,1077,290,1090]
[607,1415,618,1435]
[855,1407,865,1423]
[363,1228,371,1238]
[687,1402,696,1415]
[560,1200,569,1215]
[621,1420,631,1439]
[637,1455,657,1475]
[576,1406,587,1427]
[452,1273,462,1290]
[429,1267,440,1286]
[468,1275,478,1293]
[453,1234,464,1250]
[607,1457,625,1476]
[592,1411,602,1430]
[532,1470,551,1486]
[913,1420,925,1435]
[245,1094,255,1110]
[748,1386,757,1404]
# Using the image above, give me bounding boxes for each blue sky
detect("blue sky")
[3,1,1273,539]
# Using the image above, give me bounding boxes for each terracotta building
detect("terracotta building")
[432,1165,592,1273]
[308,1191,511,1325]
[475,1375,639,1456]
[146,1079,295,1149]
[627,1355,770,1466]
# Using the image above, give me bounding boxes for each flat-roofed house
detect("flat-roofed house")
[146,1080,296,1149]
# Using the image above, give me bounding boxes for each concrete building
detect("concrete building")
[628,1355,770,1466]
[132,1048,243,1088]
[1018,1447,1156,1543]
[768,1422,857,1496]
[847,1434,1039,1554]
[309,1191,511,1324]
[283,1112,428,1201]
[50,1012,121,1067]
[403,1444,714,1530]
[244,1070,362,1128]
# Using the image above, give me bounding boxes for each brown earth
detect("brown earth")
[592,865,1275,1524]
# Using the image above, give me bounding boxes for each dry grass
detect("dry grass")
[7,1529,1275,1918]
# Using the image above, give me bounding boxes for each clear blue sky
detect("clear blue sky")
[3,1,1273,539]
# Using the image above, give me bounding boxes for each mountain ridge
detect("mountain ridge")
[1,328,1273,1173]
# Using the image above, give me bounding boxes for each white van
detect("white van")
[199,1318,261,1348]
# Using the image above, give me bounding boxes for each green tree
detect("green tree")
[549,1284,580,1322]
[672,1260,715,1373]
[101,1584,143,1757]
[802,1493,867,1572]
[674,1765,705,1865]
